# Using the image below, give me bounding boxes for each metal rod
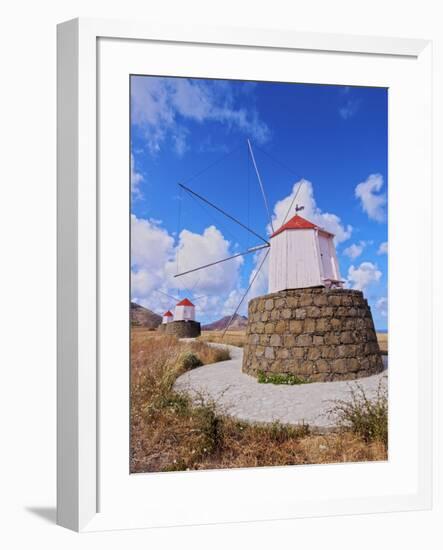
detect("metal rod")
[174,243,270,278]
[178,183,269,245]
[281,180,305,227]
[154,289,180,302]
[247,139,274,234]
[222,248,270,338]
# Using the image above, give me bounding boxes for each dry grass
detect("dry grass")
[376,332,388,354]
[131,331,387,473]
[199,330,247,348]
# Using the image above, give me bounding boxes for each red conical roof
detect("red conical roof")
[176,298,195,307]
[163,310,173,317]
[270,214,334,238]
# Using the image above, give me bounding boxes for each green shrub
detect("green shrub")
[257,370,308,385]
[329,379,388,448]
[191,401,223,455]
[179,351,203,371]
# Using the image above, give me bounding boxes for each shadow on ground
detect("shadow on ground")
[26,506,56,524]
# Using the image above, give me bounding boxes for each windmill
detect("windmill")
[154,288,203,337]
[174,140,383,382]
[174,139,343,335]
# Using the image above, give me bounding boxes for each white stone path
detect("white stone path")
[174,344,388,431]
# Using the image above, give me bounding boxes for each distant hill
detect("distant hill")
[202,314,248,331]
[131,302,162,328]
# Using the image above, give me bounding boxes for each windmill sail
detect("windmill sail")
[222,248,270,337]
[174,243,269,279]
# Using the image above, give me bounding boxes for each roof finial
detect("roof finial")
[295,204,304,215]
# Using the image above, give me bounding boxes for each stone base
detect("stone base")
[243,287,383,382]
[158,320,201,338]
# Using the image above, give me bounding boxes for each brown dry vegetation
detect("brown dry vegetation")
[199,330,246,348]
[131,330,387,473]
[376,332,388,354]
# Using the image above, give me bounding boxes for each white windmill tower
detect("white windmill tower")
[174,297,196,321]
[268,213,343,292]
[162,310,174,324]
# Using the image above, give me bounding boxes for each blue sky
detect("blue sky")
[131,76,388,330]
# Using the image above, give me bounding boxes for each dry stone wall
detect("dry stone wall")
[157,320,201,338]
[243,287,383,382]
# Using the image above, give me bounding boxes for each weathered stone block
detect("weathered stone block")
[308,347,322,361]
[303,318,316,333]
[314,294,328,306]
[315,359,330,373]
[286,296,299,308]
[259,334,269,346]
[277,348,290,359]
[340,331,354,344]
[270,334,282,347]
[331,318,341,330]
[295,308,307,319]
[325,332,340,345]
[298,360,314,376]
[332,358,348,374]
[255,322,265,334]
[254,345,264,356]
[275,320,287,333]
[289,320,304,333]
[328,295,342,306]
[300,294,313,306]
[316,318,330,332]
[284,334,296,347]
[292,347,305,358]
[295,334,312,346]
[282,308,292,319]
[313,335,324,346]
[270,309,280,320]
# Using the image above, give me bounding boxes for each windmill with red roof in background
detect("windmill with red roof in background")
[155,290,201,337]
[174,297,196,321]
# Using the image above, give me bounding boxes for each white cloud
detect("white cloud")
[343,241,367,259]
[270,179,352,244]
[131,154,144,198]
[378,241,388,255]
[248,247,270,299]
[339,98,360,120]
[221,288,248,317]
[376,296,388,317]
[131,76,270,155]
[131,215,175,298]
[355,173,387,222]
[165,225,243,295]
[131,214,244,321]
[347,261,382,291]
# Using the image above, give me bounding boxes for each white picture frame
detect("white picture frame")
[57,18,433,532]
